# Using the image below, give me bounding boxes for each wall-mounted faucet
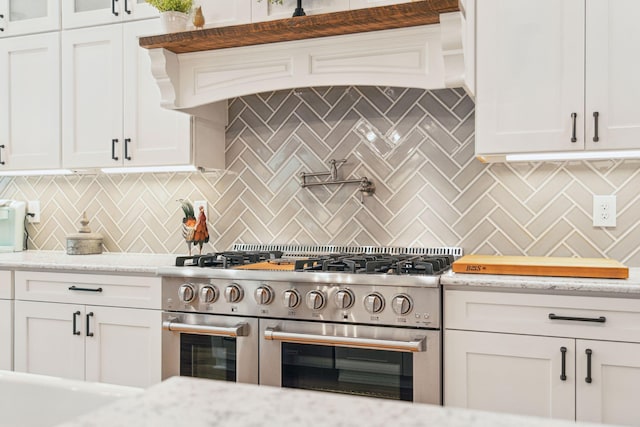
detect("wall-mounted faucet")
[298,159,375,203]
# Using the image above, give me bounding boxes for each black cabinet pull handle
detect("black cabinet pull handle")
[73,311,81,335]
[124,138,132,160]
[593,111,599,142]
[0,144,5,165]
[112,0,119,16]
[0,13,4,32]
[111,139,119,161]
[571,112,577,142]
[549,313,606,323]
[585,348,593,383]
[560,346,567,381]
[124,0,132,14]
[69,285,103,293]
[86,312,94,337]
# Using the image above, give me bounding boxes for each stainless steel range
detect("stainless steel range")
[158,244,461,404]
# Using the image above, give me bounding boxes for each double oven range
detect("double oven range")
[158,245,461,404]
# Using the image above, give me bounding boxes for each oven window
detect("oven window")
[281,343,413,401]
[180,334,237,381]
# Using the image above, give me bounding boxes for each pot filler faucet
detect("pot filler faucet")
[298,159,376,203]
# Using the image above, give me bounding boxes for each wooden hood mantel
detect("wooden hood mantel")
[139,1,472,115]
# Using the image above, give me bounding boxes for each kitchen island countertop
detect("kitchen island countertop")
[57,376,607,427]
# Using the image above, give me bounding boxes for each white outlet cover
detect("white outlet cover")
[27,200,41,223]
[593,195,616,227]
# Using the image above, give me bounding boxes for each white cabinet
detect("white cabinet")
[444,290,640,425]
[0,0,60,37]
[0,270,12,370]
[446,330,575,419]
[0,32,60,171]
[13,271,162,388]
[197,0,252,27]
[62,19,225,170]
[252,0,349,21]
[62,0,157,29]
[475,0,640,157]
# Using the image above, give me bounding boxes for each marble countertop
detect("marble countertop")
[58,377,606,427]
[0,251,176,274]
[0,251,639,296]
[441,268,640,295]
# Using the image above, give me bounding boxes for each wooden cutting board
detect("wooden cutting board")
[233,260,296,271]
[452,255,629,279]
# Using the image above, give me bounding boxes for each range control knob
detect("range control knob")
[282,289,301,309]
[334,289,355,309]
[254,285,274,305]
[199,285,218,304]
[178,284,195,303]
[306,290,326,310]
[364,292,385,314]
[391,294,413,315]
[224,284,244,303]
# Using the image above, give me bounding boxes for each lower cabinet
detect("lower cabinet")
[0,299,12,370]
[444,290,640,426]
[14,300,161,388]
[13,270,163,388]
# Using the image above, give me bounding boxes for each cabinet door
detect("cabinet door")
[14,301,85,381]
[63,0,158,28]
[62,25,123,169]
[122,19,192,167]
[0,300,12,370]
[0,0,60,37]
[198,0,251,27]
[475,0,585,155]
[252,0,349,21]
[0,32,60,170]
[349,0,409,9]
[445,330,575,420]
[585,0,640,151]
[84,306,162,388]
[576,340,640,426]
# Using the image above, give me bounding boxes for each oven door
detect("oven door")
[162,312,259,384]
[259,319,440,404]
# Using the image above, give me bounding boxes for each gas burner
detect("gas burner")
[292,253,453,276]
[175,251,283,268]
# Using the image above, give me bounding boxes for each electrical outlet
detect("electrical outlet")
[27,200,41,223]
[193,201,208,221]
[593,195,616,227]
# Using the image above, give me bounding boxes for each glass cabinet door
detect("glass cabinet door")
[0,0,60,37]
[62,0,158,29]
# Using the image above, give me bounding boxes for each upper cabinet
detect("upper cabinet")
[0,0,60,37]
[62,19,225,170]
[475,0,640,158]
[62,0,158,29]
[0,32,60,171]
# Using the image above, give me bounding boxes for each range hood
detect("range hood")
[139,0,472,115]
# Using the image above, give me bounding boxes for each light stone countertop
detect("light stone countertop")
[58,376,607,427]
[441,268,640,296]
[0,250,177,274]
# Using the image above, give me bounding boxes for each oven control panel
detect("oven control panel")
[163,277,440,328]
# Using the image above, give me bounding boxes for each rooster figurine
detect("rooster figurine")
[193,6,205,30]
[193,204,209,254]
[180,199,196,255]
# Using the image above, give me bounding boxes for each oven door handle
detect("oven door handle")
[264,327,426,352]
[163,320,248,337]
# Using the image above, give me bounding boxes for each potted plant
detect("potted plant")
[146,0,193,33]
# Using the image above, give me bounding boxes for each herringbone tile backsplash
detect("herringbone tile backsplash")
[3,86,640,266]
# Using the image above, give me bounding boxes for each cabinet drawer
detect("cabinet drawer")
[0,270,12,299]
[445,290,640,343]
[15,271,161,309]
